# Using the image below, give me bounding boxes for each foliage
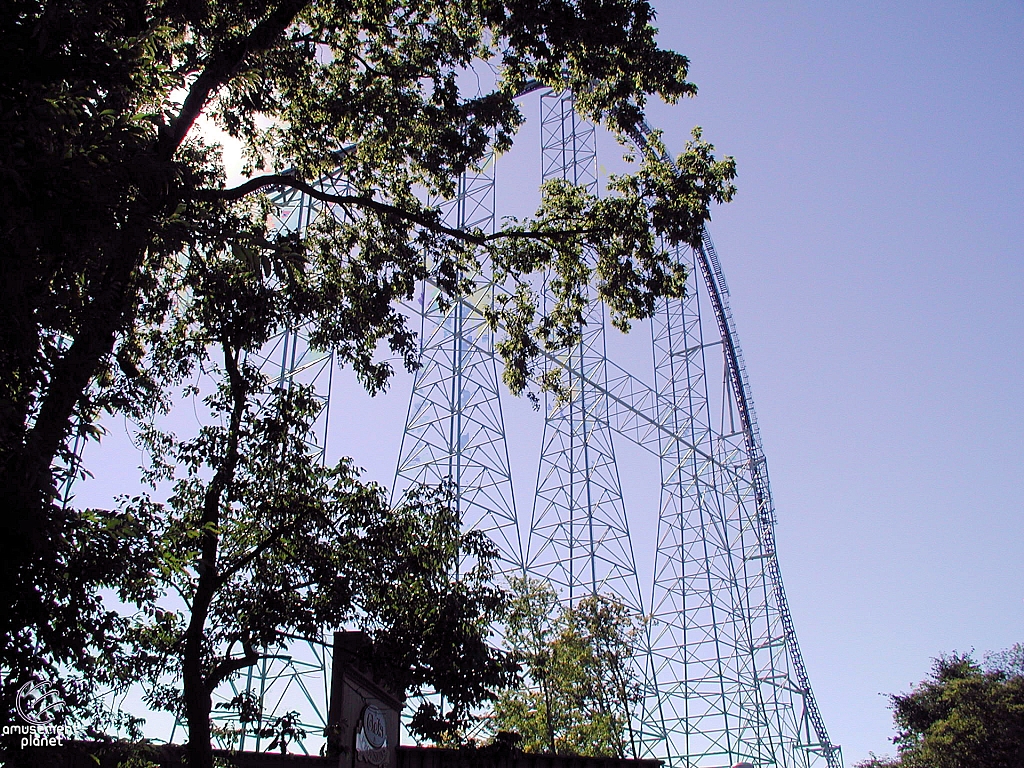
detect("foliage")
[854,757,900,768]
[493,578,642,757]
[984,642,1024,678]
[855,648,1024,768]
[95,242,513,767]
[0,0,735,757]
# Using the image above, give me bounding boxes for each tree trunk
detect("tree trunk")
[0,217,153,671]
[182,341,247,768]
[184,566,217,768]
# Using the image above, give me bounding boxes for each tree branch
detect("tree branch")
[158,0,311,160]
[207,641,260,694]
[216,518,299,587]
[192,175,608,246]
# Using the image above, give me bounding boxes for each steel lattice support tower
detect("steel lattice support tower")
[393,153,523,573]
[525,92,644,614]
[632,222,841,766]
[523,97,841,767]
[643,257,766,765]
[642,247,781,766]
[687,229,840,768]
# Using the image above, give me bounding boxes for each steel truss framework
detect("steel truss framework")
[526,92,645,615]
[392,150,522,571]
[396,93,840,768]
[155,91,841,767]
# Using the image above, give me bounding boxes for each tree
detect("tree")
[55,241,517,768]
[984,642,1024,678]
[493,578,642,758]
[0,0,735,749]
[855,649,1024,768]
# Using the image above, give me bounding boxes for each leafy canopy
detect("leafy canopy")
[493,578,643,758]
[856,647,1024,768]
[38,220,516,767]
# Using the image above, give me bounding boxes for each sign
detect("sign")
[355,705,388,766]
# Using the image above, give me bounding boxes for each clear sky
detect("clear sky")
[74,1,1023,765]
[644,1,1024,763]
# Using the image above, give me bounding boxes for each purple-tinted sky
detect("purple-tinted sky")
[648,1,1024,763]
[74,1,1023,764]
